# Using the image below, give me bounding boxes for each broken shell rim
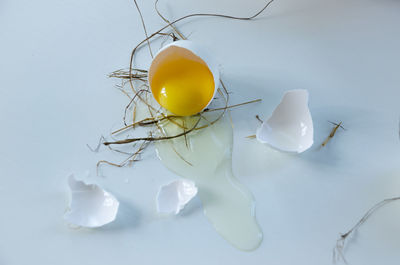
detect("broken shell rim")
[256,89,314,153]
[148,40,220,116]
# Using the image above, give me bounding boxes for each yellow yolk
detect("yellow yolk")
[149,46,215,116]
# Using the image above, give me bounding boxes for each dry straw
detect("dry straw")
[96,0,275,171]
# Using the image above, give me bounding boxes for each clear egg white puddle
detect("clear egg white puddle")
[155,114,262,251]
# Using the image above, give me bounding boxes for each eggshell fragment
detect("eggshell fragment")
[148,40,220,113]
[156,179,198,215]
[64,174,119,228]
[256,89,314,153]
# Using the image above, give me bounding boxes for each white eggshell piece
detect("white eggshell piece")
[156,179,198,215]
[148,40,220,110]
[64,174,119,228]
[256,89,314,153]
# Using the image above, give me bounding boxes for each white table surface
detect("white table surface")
[1,0,400,264]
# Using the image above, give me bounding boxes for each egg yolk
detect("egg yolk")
[149,46,215,116]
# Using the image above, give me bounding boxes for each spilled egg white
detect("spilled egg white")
[148,40,220,116]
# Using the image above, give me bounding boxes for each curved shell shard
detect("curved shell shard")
[156,179,198,215]
[256,89,314,153]
[64,175,119,228]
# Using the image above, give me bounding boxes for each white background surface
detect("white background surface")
[1,0,400,264]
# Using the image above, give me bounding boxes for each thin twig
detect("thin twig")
[112,98,260,135]
[104,116,201,145]
[133,0,153,58]
[123,88,149,126]
[204,98,262,113]
[96,141,148,175]
[115,84,132,99]
[322,121,345,147]
[333,196,400,264]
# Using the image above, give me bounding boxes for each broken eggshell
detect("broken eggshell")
[256,89,314,153]
[64,174,119,228]
[148,40,220,116]
[156,179,198,215]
